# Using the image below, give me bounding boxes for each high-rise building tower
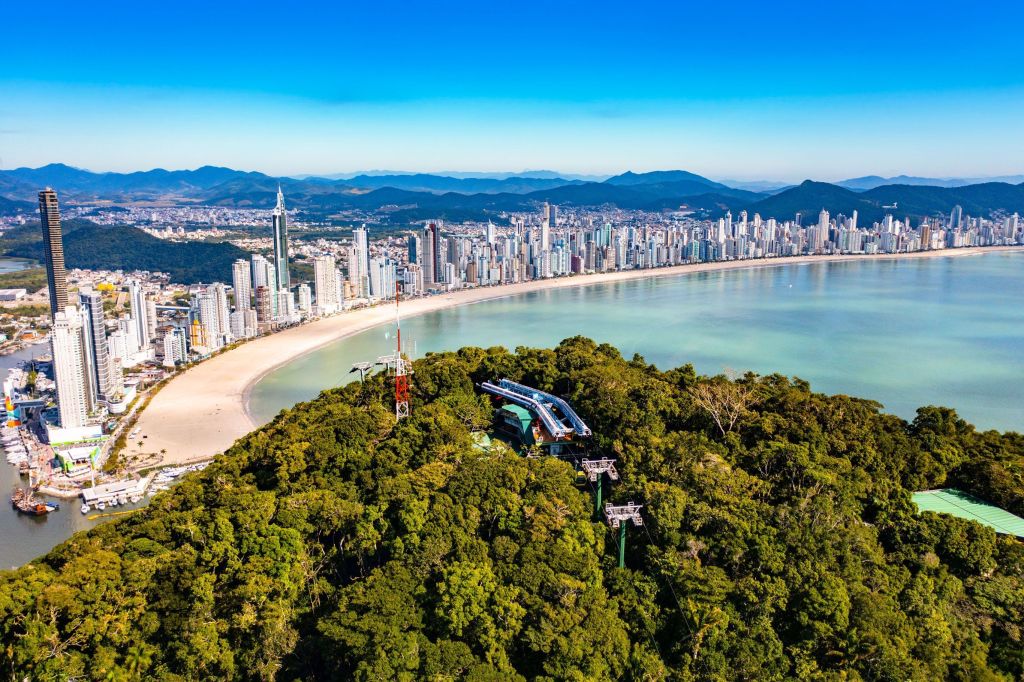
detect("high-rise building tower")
[297,283,312,313]
[128,280,151,348]
[272,186,290,291]
[251,254,278,318]
[79,289,116,400]
[51,307,90,428]
[541,203,551,252]
[232,258,253,310]
[421,224,437,285]
[211,282,232,343]
[192,291,223,350]
[950,205,964,230]
[353,226,370,296]
[254,286,272,323]
[38,189,68,317]
[313,255,341,314]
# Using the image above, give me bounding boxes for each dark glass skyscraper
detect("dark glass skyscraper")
[272,186,290,291]
[38,188,68,316]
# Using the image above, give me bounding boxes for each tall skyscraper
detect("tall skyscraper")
[211,282,232,342]
[313,255,341,314]
[272,186,290,291]
[38,189,68,316]
[232,259,252,310]
[297,283,312,313]
[950,205,963,230]
[540,204,551,252]
[128,280,151,349]
[353,226,370,296]
[407,233,419,264]
[251,254,278,318]
[51,307,90,428]
[192,291,222,350]
[254,286,272,323]
[421,224,436,285]
[428,222,442,284]
[79,289,116,400]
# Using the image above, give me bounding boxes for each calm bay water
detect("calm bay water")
[252,253,1024,432]
[0,257,35,274]
[2,252,1022,569]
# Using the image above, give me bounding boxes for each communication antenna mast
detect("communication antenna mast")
[604,502,643,568]
[393,282,410,419]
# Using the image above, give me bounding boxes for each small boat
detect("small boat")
[108,498,118,507]
[97,501,106,511]
[129,495,140,504]
[11,488,59,516]
[80,503,90,514]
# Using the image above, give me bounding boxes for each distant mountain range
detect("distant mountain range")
[1,164,1022,225]
[310,174,587,195]
[298,169,610,182]
[837,174,1024,191]
[742,180,1024,224]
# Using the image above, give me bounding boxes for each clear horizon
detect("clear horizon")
[3,1,1024,181]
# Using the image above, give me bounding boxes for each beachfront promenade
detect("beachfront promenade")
[133,246,1024,466]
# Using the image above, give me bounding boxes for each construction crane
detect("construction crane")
[605,502,643,568]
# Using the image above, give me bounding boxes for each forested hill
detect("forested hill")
[1,221,247,284]
[1,338,1022,680]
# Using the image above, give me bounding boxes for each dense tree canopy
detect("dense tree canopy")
[1,337,1022,680]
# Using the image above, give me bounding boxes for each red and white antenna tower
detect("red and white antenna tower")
[393,282,410,419]
[375,283,412,419]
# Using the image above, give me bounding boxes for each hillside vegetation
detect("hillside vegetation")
[1,221,247,284]
[1,338,1022,680]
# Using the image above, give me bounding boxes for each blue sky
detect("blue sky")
[2,0,1023,181]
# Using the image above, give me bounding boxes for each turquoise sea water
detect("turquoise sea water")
[251,253,1024,433]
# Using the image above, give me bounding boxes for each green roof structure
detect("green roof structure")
[500,404,534,441]
[913,488,1024,538]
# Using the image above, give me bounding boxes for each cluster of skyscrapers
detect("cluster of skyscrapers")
[389,203,1020,293]
[41,189,148,431]
[37,181,1021,433]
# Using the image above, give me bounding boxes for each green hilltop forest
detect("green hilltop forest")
[2,338,1022,681]
[0,220,247,285]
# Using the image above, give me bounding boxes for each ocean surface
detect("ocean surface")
[2,252,1022,569]
[251,253,1024,432]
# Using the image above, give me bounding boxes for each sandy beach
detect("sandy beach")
[132,246,1024,466]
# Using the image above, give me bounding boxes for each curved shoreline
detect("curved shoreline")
[134,246,1024,466]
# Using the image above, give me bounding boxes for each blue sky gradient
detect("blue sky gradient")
[3,0,1023,180]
